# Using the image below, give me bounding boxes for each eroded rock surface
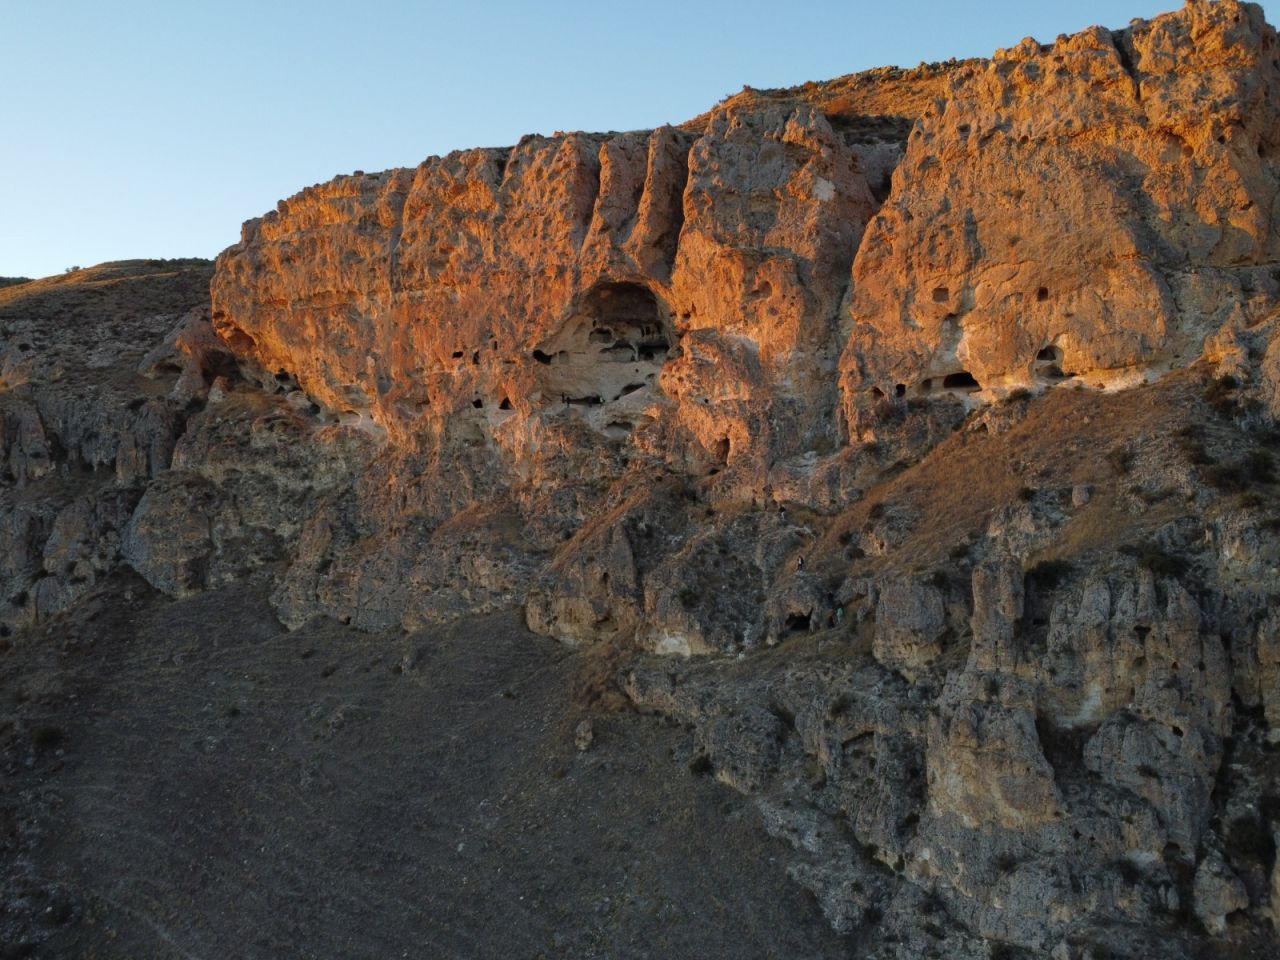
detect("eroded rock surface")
[6,3,1280,958]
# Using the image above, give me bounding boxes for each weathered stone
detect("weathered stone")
[1194,848,1249,936]
[874,577,947,676]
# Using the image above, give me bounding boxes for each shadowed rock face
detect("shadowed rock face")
[9,3,1280,958]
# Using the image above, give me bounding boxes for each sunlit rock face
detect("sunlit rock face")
[206,1,1280,653]
[212,103,877,493]
[840,0,1280,433]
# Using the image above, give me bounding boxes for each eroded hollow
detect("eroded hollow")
[942,371,980,391]
[532,282,671,409]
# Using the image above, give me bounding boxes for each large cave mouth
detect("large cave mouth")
[533,282,672,408]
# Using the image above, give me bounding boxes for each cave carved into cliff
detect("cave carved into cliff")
[533,282,671,415]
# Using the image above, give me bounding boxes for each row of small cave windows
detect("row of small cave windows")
[873,371,981,399]
[873,347,1067,399]
[452,343,499,365]
[931,286,1050,303]
[470,394,622,410]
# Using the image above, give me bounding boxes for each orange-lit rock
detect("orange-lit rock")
[841,0,1280,434]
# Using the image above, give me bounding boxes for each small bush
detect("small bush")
[1018,486,1036,502]
[1246,449,1276,483]
[1205,463,1248,492]
[1006,387,1032,403]
[1107,445,1134,476]
[1204,374,1240,418]
[1177,436,1216,465]
[994,852,1021,873]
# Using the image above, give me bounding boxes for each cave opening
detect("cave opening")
[942,371,980,391]
[531,281,672,415]
[784,613,812,634]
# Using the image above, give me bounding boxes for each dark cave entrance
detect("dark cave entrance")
[532,281,672,412]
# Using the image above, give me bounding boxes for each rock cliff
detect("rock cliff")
[6,2,1280,957]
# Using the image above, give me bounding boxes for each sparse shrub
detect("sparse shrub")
[949,542,970,560]
[1205,463,1248,492]
[874,396,902,421]
[1204,374,1240,418]
[868,502,886,520]
[994,852,1021,873]
[1107,444,1134,476]
[1141,485,1176,504]
[1239,491,1266,509]
[1246,449,1276,483]
[1177,435,1216,465]
[829,693,853,717]
[1018,486,1036,502]
[1006,387,1032,403]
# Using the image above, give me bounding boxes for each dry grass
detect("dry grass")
[0,258,212,324]
[814,368,1209,578]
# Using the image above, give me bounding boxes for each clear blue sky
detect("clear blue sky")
[0,0,1247,279]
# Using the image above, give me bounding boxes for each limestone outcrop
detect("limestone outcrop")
[841,0,1280,432]
[5,3,1280,957]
